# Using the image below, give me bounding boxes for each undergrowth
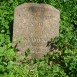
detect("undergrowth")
[0,0,77,77]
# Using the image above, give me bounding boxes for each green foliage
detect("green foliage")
[0,0,77,77]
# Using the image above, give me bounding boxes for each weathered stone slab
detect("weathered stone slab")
[13,3,60,58]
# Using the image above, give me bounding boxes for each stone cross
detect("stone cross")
[13,3,60,58]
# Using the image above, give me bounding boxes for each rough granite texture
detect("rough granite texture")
[13,3,60,58]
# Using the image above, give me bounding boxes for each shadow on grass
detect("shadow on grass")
[9,20,13,42]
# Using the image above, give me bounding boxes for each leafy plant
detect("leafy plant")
[0,0,77,77]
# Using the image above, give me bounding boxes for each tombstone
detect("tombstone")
[13,3,60,58]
